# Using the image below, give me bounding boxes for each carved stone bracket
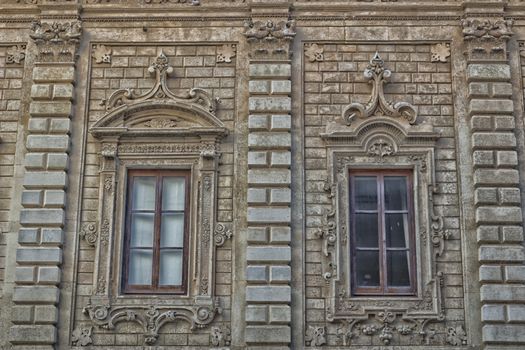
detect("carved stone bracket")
[92,44,112,64]
[83,297,221,345]
[343,53,417,126]
[30,20,82,62]
[6,44,26,64]
[102,51,219,115]
[462,18,513,61]
[243,19,296,58]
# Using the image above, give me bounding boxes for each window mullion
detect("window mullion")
[378,174,386,294]
[152,174,162,289]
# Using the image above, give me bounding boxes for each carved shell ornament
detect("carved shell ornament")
[343,52,417,126]
[102,50,218,115]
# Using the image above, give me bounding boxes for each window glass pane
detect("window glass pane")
[355,213,378,248]
[387,250,411,287]
[355,251,380,287]
[162,177,186,211]
[130,213,154,248]
[161,213,184,248]
[385,213,409,248]
[354,176,377,210]
[128,249,153,285]
[384,176,408,211]
[132,176,156,210]
[159,250,183,286]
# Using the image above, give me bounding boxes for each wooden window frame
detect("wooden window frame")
[122,169,191,295]
[349,169,417,296]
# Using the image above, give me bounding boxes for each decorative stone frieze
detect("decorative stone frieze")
[462,18,513,61]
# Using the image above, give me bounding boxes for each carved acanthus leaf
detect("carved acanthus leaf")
[446,325,467,346]
[305,325,327,347]
[83,299,221,345]
[217,44,236,63]
[71,326,93,347]
[92,44,112,64]
[367,138,395,161]
[343,52,417,126]
[104,51,218,114]
[431,43,450,63]
[305,43,324,62]
[6,45,26,64]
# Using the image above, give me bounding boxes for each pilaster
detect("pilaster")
[462,7,525,348]
[9,5,81,348]
[243,2,294,348]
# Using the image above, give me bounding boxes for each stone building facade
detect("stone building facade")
[0,0,525,349]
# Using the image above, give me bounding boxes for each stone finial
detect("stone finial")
[30,20,82,62]
[342,53,417,126]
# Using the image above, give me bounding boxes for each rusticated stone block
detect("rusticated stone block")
[270,227,291,243]
[248,115,269,130]
[246,265,268,283]
[249,80,270,94]
[271,115,291,130]
[46,154,69,170]
[15,267,36,284]
[481,304,505,322]
[246,286,291,303]
[271,80,292,94]
[467,64,510,81]
[12,286,59,304]
[469,99,514,114]
[33,66,75,83]
[476,207,522,224]
[248,169,290,185]
[26,135,69,152]
[483,324,525,343]
[23,172,67,189]
[249,64,291,78]
[247,207,291,223]
[9,325,57,344]
[479,265,503,282]
[247,188,267,204]
[248,132,291,148]
[18,229,40,245]
[38,267,61,285]
[481,284,525,302]
[246,305,268,323]
[30,84,51,99]
[245,325,291,344]
[270,266,291,283]
[473,169,519,186]
[270,188,291,204]
[248,151,268,166]
[246,227,268,243]
[269,305,291,323]
[21,190,43,207]
[479,245,525,263]
[247,246,291,262]
[52,84,74,100]
[20,209,65,227]
[16,248,62,265]
[11,305,34,323]
[41,228,63,246]
[472,133,516,149]
[507,305,525,322]
[505,266,525,282]
[271,151,291,166]
[249,97,291,113]
[29,102,72,117]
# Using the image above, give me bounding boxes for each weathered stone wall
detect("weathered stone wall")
[0,0,524,349]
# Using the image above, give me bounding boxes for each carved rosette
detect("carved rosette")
[243,19,296,58]
[30,20,82,62]
[305,43,324,62]
[430,43,450,63]
[79,223,98,247]
[92,44,112,64]
[462,18,513,61]
[6,44,26,65]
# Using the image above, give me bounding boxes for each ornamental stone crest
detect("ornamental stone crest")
[343,53,417,126]
[102,51,218,114]
[30,20,82,62]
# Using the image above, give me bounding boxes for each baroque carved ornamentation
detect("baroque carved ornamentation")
[103,51,218,114]
[214,223,233,246]
[92,44,112,64]
[30,20,82,62]
[305,43,324,62]
[367,137,396,161]
[243,19,296,58]
[217,44,236,63]
[316,180,337,281]
[462,18,513,61]
[83,300,221,345]
[71,325,93,346]
[6,44,26,64]
[446,325,468,346]
[430,43,450,63]
[343,53,417,126]
[305,325,327,346]
[79,223,98,247]
[211,325,231,347]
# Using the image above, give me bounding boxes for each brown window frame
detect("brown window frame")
[122,169,191,295]
[349,169,417,296]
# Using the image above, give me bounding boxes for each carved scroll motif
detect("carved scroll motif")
[343,53,417,126]
[103,51,218,114]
